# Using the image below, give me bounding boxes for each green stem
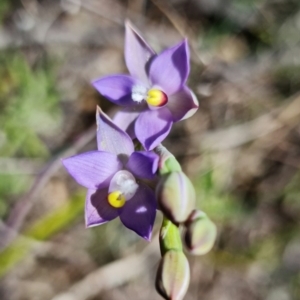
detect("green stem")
[159,216,183,256]
[155,144,184,256]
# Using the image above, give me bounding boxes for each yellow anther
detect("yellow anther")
[146,89,168,107]
[108,191,126,208]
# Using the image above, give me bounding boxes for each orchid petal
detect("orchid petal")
[92,75,138,106]
[135,108,173,151]
[125,21,155,84]
[62,151,122,189]
[167,86,199,122]
[96,107,134,156]
[85,188,119,227]
[126,151,159,180]
[113,109,140,139]
[149,40,190,95]
[120,183,156,240]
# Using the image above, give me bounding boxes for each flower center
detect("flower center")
[146,89,168,107]
[108,191,126,208]
[131,85,168,107]
[107,170,138,208]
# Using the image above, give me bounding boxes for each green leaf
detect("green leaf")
[0,191,85,277]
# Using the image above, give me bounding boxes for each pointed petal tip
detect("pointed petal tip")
[149,39,190,95]
[96,104,134,155]
[179,90,199,120]
[167,87,199,122]
[85,222,97,229]
[96,105,102,113]
[96,105,112,126]
[174,38,189,52]
[62,151,122,189]
[61,155,73,170]
[120,184,156,240]
[125,19,133,29]
[153,154,160,173]
[91,77,101,87]
[113,110,139,139]
[61,158,72,175]
[61,157,77,176]
[124,20,155,83]
[135,109,173,151]
[143,231,152,242]
[125,20,145,40]
[85,220,108,229]
[61,157,67,166]
[136,227,153,241]
[124,20,147,42]
[96,105,101,124]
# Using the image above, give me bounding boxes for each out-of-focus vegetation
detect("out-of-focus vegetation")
[0,0,300,299]
[0,0,10,22]
[0,51,61,218]
[0,190,84,277]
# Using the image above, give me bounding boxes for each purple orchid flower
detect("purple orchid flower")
[62,107,158,240]
[92,22,198,151]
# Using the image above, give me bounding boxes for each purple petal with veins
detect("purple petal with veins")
[96,107,134,156]
[125,21,155,85]
[135,108,173,151]
[113,109,140,139]
[167,86,199,122]
[92,75,138,106]
[149,40,190,95]
[119,183,156,240]
[126,151,159,180]
[62,151,122,189]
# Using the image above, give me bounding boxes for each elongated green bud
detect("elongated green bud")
[156,250,190,300]
[184,210,217,255]
[156,171,196,224]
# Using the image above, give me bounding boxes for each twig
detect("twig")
[0,126,96,250]
[0,158,43,175]
[151,0,205,66]
[200,109,280,150]
[0,219,95,272]
[51,234,160,300]
[201,93,300,151]
[65,0,124,25]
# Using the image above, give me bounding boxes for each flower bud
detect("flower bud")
[155,145,181,175]
[184,210,217,255]
[156,250,190,300]
[156,171,196,224]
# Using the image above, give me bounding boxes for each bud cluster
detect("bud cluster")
[155,145,217,300]
[184,210,217,256]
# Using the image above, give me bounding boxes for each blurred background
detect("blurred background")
[0,0,300,299]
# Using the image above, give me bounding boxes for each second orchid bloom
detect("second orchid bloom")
[92,22,199,150]
[63,108,158,240]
